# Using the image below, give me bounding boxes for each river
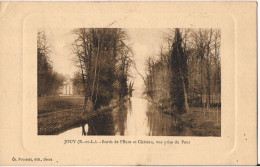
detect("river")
[60,97,190,136]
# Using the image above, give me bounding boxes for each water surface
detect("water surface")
[60,97,192,136]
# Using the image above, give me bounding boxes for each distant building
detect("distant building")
[59,80,73,96]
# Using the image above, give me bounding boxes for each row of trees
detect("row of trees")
[71,28,133,113]
[144,28,221,114]
[37,31,65,97]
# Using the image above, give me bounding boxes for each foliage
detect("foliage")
[144,28,221,114]
[71,28,133,111]
[37,31,65,97]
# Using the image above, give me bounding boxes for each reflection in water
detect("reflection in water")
[61,97,192,136]
[86,99,129,135]
[124,98,150,136]
[146,104,186,136]
[82,124,87,136]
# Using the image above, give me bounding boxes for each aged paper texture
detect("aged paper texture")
[0,1,257,165]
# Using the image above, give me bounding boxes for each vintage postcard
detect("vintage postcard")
[0,1,257,165]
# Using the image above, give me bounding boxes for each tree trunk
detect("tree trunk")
[91,39,100,101]
[200,56,203,106]
[181,76,190,114]
[94,62,101,106]
[79,58,88,114]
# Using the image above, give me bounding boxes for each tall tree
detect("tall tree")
[144,28,221,114]
[169,28,190,114]
[71,28,133,114]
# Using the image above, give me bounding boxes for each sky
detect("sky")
[45,28,76,78]
[126,29,163,96]
[46,28,164,96]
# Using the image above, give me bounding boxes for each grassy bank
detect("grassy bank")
[38,96,84,114]
[38,96,128,135]
[163,107,221,136]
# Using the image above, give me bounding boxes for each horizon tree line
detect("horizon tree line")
[37,31,66,97]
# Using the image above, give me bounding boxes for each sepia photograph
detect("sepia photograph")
[0,1,257,165]
[37,28,221,136]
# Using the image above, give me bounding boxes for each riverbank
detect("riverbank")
[163,108,221,136]
[38,96,129,135]
[147,99,221,136]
